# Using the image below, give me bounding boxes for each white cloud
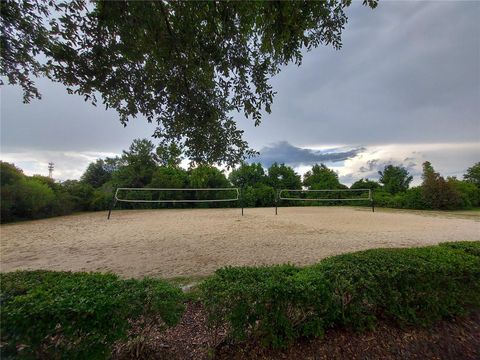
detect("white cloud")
[1,151,119,181]
[2,142,477,187]
[336,142,480,186]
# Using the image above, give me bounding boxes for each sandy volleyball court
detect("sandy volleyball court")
[1,207,479,279]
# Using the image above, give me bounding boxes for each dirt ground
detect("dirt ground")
[1,207,479,278]
[113,303,480,360]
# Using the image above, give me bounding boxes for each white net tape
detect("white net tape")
[114,187,240,203]
[278,188,372,201]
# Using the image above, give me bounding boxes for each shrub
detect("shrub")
[440,241,480,257]
[61,180,96,211]
[397,187,427,209]
[200,265,305,347]
[448,179,480,209]
[371,190,396,208]
[0,164,76,222]
[312,245,480,326]
[1,179,58,222]
[0,271,185,359]
[0,161,25,185]
[253,184,275,207]
[200,242,480,348]
[89,190,113,211]
[240,186,256,207]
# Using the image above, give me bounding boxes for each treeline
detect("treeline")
[1,138,479,222]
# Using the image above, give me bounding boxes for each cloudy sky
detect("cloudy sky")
[1,1,479,185]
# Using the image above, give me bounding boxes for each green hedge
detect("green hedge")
[440,240,480,257]
[0,271,185,359]
[2,243,479,355]
[200,242,480,348]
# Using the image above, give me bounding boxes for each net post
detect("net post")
[107,189,118,220]
[275,189,278,215]
[240,187,244,216]
[371,189,375,212]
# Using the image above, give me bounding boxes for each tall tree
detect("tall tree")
[350,178,380,190]
[81,158,119,188]
[61,180,95,211]
[421,161,460,210]
[149,167,188,189]
[266,163,302,190]
[1,0,378,166]
[113,139,159,187]
[229,163,266,188]
[156,143,184,168]
[188,165,230,189]
[303,164,344,189]
[464,162,480,187]
[378,165,413,194]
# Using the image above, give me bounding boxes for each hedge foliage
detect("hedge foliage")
[0,162,113,223]
[1,243,479,355]
[0,271,185,359]
[200,241,480,348]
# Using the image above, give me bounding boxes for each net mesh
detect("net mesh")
[278,189,372,201]
[114,187,240,203]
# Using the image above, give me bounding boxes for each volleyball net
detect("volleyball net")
[107,187,375,219]
[107,187,241,219]
[276,188,374,213]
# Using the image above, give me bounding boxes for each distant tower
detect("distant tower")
[48,162,54,178]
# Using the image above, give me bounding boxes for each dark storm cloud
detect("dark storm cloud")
[359,159,380,173]
[2,1,478,155]
[240,1,479,149]
[251,141,364,167]
[359,158,419,178]
[1,1,478,181]
[1,78,156,153]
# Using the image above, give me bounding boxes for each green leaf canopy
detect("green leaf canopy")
[1,0,378,166]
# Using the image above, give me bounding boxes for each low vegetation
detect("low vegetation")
[0,271,185,359]
[200,241,480,348]
[1,242,479,357]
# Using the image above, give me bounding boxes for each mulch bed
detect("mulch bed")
[113,302,480,360]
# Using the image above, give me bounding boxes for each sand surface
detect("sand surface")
[1,207,479,278]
